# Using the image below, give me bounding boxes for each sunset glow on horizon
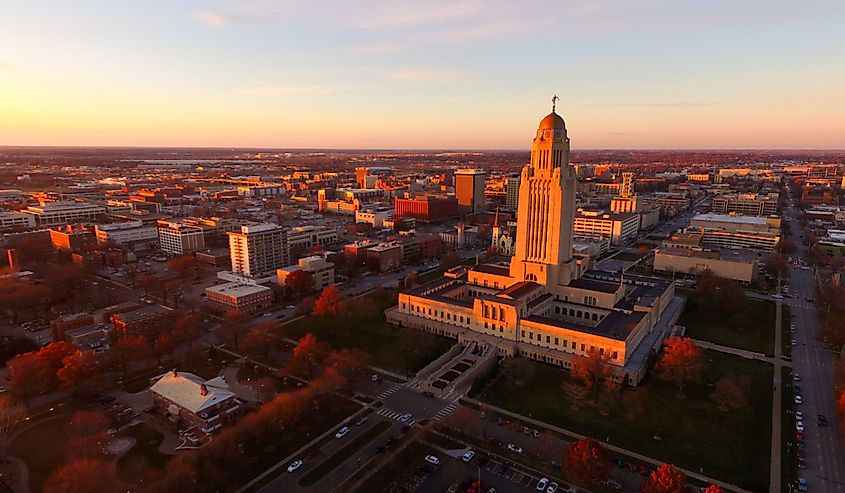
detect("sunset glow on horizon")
[2,0,845,149]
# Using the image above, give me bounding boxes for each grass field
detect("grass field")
[680,293,776,355]
[117,423,172,485]
[279,288,454,375]
[299,420,392,486]
[476,351,773,491]
[9,416,69,492]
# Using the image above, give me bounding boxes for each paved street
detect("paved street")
[783,266,845,492]
[780,198,845,493]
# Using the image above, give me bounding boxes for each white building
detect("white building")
[355,209,391,229]
[0,211,36,231]
[277,255,336,292]
[573,209,639,246]
[95,221,159,247]
[22,201,106,227]
[287,225,338,252]
[157,220,205,255]
[227,223,288,278]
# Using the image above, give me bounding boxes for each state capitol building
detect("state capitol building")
[387,104,684,385]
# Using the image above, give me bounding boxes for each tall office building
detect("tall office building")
[227,224,289,278]
[505,174,520,211]
[455,169,486,214]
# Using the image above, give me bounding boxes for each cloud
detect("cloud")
[348,1,481,30]
[241,82,366,96]
[386,68,464,83]
[573,101,722,108]
[193,10,228,27]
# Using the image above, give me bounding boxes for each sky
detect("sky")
[1,0,845,150]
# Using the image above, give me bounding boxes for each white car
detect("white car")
[401,413,412,423]
[462,450,475,462]
[794,373,801,382]
[424,455,440,465]
[796,421,804,432]
[335,426,350,439]
[507,443,524,454]
[795,395,803,405]
[536,478,549,491]
[547,483,559,493]
[796,411,804,421]
[287,459,303,473]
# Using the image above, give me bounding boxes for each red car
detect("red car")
[489,437,503,447]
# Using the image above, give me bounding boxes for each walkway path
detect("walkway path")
[690,339,787,366]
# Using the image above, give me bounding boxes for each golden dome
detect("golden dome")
[538,112,565,130]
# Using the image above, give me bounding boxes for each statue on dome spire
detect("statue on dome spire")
[551,94,559,113]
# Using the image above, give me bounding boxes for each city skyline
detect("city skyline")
[3,0,845,149]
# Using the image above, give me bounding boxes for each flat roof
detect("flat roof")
[206,282,271,297]
[692,213,769,225]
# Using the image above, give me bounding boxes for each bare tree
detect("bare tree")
[0,396,22,460]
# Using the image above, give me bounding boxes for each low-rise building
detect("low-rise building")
[157,220,205,255]
[355,208,392,229]
[711,193,779,216]
[150,370,242,434]
[204,282,273,315]
[49,225,97,252]
[573,209,639,246]
[367,241,403,272]
[22,201,106,227]
[0,211,36,231]
[51,312,95,340]
[95,221,159,251]
[653,247,756,283]
[394,195,458,222]
[690,213,781,234]
[111,304,174,336]
[277,255,336,292]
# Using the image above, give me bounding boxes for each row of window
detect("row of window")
[552,304,605,322]
[521,329,619,360]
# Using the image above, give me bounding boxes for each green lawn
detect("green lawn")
[680,294,776,355]
[476,351,773,492]
[9,416,70,492]
[117,423,172,485]
[279,288,454,375]
[299,420,392,487]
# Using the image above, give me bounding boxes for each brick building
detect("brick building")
[204,282,273,315]
[150,370,242,434]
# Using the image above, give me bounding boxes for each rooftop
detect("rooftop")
[150,371,236,414]
[692,213,770,225]
[206,282,272,297]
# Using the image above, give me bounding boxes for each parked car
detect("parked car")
[536,478,549,491]
[507,443,523,454]
[335,426,350,439]
[424,455,440,465]
[603,479,622,490]
[547,483,559,493]
[287,459,303,473]
[463,450,475,462]
[797,478,808,492]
